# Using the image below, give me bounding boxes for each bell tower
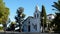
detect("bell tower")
[34,5,40,19]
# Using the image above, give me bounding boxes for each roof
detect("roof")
[47,14,55,16]
[22,16,33,24]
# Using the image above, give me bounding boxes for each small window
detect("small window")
[29,21,30,24]
[49,17,51,19]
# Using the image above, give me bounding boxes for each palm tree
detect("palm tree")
[52,0,60,11]
[51,0,60,33]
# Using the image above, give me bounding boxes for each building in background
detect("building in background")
[47,14,55,21]
[22,5,41,32]
[45,14,55,32]
[21,5,55,32]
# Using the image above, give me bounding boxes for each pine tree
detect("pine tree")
[15,7,25,32]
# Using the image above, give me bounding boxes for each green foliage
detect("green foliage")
[6,22,16,31]
[0,0,9,24]
[11,22,16,25]
[52,0,60,11]
[10,22,16,31]
[41,5,47,27]
[0,26,3,30]
[15,7,25,23]
[0,0,9,31]
[51,0,60,33]
[15,7,25,32]
[22,13,25,18]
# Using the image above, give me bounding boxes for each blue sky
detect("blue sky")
[3,0,58,21]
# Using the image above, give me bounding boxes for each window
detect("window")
[28,25,30,32]
[49,17,51,19]
[28,21,30,32]
[37,14,39,18]
[29,21,30,24]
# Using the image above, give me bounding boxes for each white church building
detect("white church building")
[22,5,42,32]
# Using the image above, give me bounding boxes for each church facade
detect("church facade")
[22,5,42,32]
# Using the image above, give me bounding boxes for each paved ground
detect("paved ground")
[0,32,59,34]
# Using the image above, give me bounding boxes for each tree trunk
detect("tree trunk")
[3,24,6,32]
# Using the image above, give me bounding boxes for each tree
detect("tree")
[6,18,11,26]
[15,7,25,32]
[51,0,60,33]
[41,5,47,32]
[10,22,16,31]
[6,18,11,31]
[0,0,9,31]
[0,26,3,30]
[41,5,47,27]
[6,22,16,31]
